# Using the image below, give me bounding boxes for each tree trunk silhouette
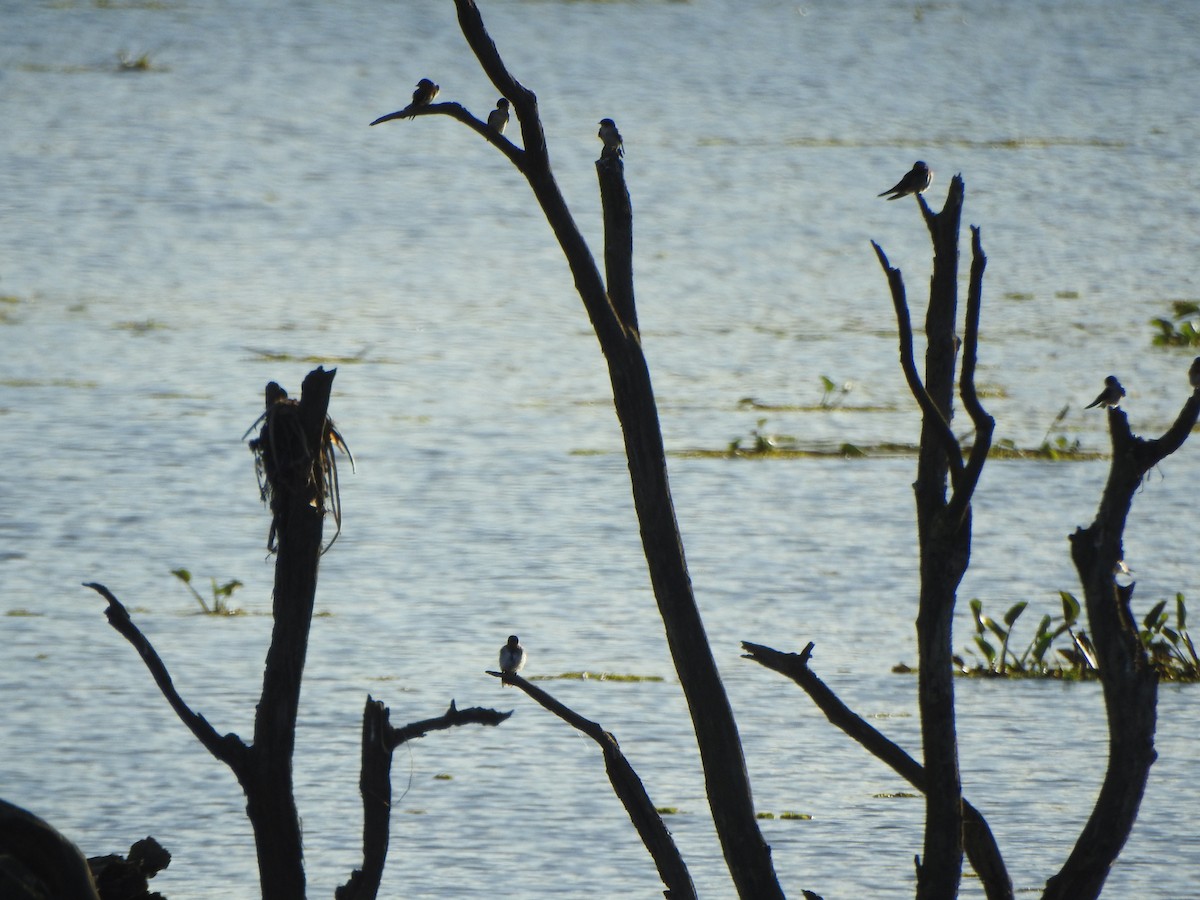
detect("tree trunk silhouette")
[370,3,783,895]
[1042,386,1200,899]
[89,366,338,900]
[873,183,994,900]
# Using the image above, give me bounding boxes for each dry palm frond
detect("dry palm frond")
[246,381,352,554]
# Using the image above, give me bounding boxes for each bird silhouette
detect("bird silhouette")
[1085,375,1126,409]
[878,161,932,200]
[369,78,440,126]
[598,118,624,158]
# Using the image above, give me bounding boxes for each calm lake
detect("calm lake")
[2,0,1199,896]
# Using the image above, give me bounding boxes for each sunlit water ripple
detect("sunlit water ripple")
[2,0,1198,897]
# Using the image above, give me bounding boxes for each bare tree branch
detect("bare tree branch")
[946,225,994,527]
[370,101,527,171]
[338,696,512,900]
[741,642,1013,900]
[85,582,249,774]
[491,671,696,900]
[1045,386,1200,900]
[871,240,963,480]
[387,698,513,749]
[370,5,782,895]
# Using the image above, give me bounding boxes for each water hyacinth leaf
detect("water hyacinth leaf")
[970,598,985,633]
[1144,600,1168,632]
[1004,601,1028,628]
[974,635,996,666]
[1176,593,1187,631]
[1060,591,1080,626]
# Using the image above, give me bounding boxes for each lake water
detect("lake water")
[2,0,1199,897]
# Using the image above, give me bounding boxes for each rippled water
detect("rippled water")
[3,0,1199,897]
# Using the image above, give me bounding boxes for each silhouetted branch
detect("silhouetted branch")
[371,4,780,895]
[387,698,513,749]
[369,101,527,171]
[338,696,511,900]
[871,240,963,480]
[491,670,696,900]
[1046,386,1200,900]
[946,225,993,526]
[85,582,249,774]
[741,641,1013,900]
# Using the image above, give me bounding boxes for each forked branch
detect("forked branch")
[741,641,1013,900]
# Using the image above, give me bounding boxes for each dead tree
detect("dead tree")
[369,3,781,896]
[872,181,994,899]
[1042,381,1200,899]
[91,367,509,899]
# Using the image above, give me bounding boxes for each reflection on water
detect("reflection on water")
[2,0,1199,896]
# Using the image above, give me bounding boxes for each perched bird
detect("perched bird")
[1085,375,1126,409]
[487,98,510,134]
[499,635,527,675]
[369,78,440,126]
[1189,356,1200,390]
[878,161,932,200]
[411,77,440,108]
[598,117,624,158]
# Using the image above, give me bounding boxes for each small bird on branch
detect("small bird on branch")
[499,635,527,677]
[598,117,624,158]
[878,160,932,200]
[1085,375,1126,409]
[488,97,510,134]
[369,78,440,125]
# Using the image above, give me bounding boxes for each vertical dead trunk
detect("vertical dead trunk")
[875,186,992,899]
[240,366,336,900]
[1042,390,1199,899]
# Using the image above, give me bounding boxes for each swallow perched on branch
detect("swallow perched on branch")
[1085,375,1126,409]
[369,78,440,126]
[598,117,624,158]
[878,161,932,200]
[487,98,510,134]
[499,635,527,675]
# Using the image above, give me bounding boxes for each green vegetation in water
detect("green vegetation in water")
[247,348,371,365]
[755,812,775,819]
[986,406,1101,461]
[655,807,680,815]
[0,295,20,325]
[115,318,167,333]
[433,773,453,781]
[819,375,852,409]
[779,812,811,820]
[116,50,156,71]
[171,568,245,616]
[936,592,1200,682]
[530,672,665,682]
[1150,300,1200,348]
[5,609,43,617]
[874,792,920,799]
